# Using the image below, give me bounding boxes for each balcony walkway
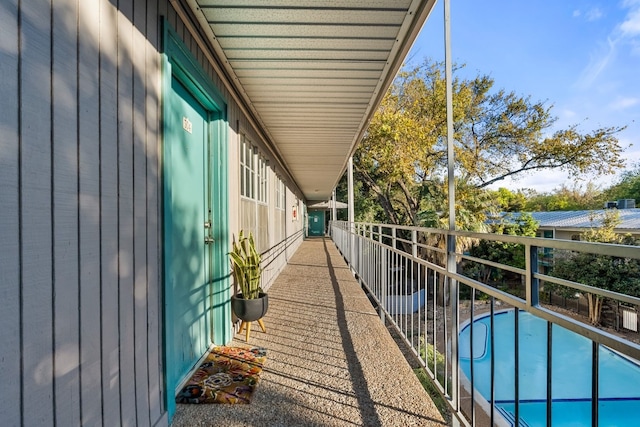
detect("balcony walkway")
[172,237,446,426]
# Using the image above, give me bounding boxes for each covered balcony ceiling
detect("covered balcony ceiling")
[185,0,436,202]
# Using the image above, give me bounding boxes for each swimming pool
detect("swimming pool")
[459,310,640,427]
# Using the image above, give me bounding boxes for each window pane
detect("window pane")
[240,165,246,196]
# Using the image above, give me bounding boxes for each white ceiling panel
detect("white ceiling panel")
[186,0,436,201]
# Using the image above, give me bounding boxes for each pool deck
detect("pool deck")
[171,237,447,426]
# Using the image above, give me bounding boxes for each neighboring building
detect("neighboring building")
[531,210,640,240]
[0,1,432,425]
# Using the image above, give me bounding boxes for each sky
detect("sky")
[408,0,640,193]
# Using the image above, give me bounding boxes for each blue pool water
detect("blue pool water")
[459,310,640,427]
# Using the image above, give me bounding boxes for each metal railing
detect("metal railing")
[260,229,305,293]
[331,221,640,427]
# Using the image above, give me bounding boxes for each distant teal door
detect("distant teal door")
[164,75,213,415]
[308,211,325,236]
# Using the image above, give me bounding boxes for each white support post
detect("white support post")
[444,0,460,413]
[331,189,337,230]
[412,229,418,258]
[527,243,540,307]
[348,157,355,267]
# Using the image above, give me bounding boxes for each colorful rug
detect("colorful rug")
[176,346,267,404]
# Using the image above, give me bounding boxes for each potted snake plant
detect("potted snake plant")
[229,231,268,340]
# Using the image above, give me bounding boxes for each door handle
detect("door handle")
[204,236,214,244]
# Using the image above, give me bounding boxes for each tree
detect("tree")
[489,187,529,212]
[334,173,384,222]
[523,182,604,211]
[354,59,626,228]
[602,164,640,205]
[463,213,539,292]
[550,210,640,325]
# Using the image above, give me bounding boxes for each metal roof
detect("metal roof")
[308,200,349,209]
[497,210,640,231]
[185,0,436,202]
[531,210,640,230]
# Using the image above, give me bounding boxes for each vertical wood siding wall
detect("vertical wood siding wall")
[0,0,306,426]
[0,0,167,425]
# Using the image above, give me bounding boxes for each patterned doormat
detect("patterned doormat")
[176,346,267,404]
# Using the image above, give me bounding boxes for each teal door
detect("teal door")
[163,25,231,421]
[163,75,213,416]
[308,210,325,236]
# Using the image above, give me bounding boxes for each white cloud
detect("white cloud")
[498,169,572,193]
[620,7,640,36]
[576,37,618,88]
[586,7,604,21]
[560,108,578,119]
[629,38,640,55]
[577,2,640,87]
[609,97,640,110]
[572,7,603,21]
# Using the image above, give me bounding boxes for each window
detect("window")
[240,134,267,203]
[239,133,270,251]
[240,134,255,199]
[275,176,285,210]
[257,155,267,204]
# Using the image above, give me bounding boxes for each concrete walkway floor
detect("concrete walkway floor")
[172,237,447,426]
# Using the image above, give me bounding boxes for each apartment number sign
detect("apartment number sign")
[182,116,192,134]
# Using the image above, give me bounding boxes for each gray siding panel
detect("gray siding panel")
[52,1,81,425]
[147,1,163,422]
[0,0,21,424]
[20,2,55,426]
[99,2,123,425]
[117,2,137,425]
[133,1,151,425]
[78,1,104,425]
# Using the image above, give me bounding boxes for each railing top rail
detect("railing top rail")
[451,229,640,258]
[336,220,640,260]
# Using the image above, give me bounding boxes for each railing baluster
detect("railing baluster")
[433,269,437,386]
[404,254,409,338]
[515,307,520,427]
[547,321,552,427]
[592,341,599,427]
[444,275,450,400]
[527,242,540,307]
[490,297,495,427]
[470,287,475,426]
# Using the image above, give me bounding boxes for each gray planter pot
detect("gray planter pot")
[231,292,269,322]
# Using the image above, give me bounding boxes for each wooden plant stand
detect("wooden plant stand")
[238,318,266,342]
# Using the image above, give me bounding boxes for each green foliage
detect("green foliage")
[464,213,538,288]
[523,182,605,211]
[490,187,529,212]
[335,173,385,222]
[229,230,263,299]
[601,164,640,205]
[419,338,447,387]
[549,210,640,324]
